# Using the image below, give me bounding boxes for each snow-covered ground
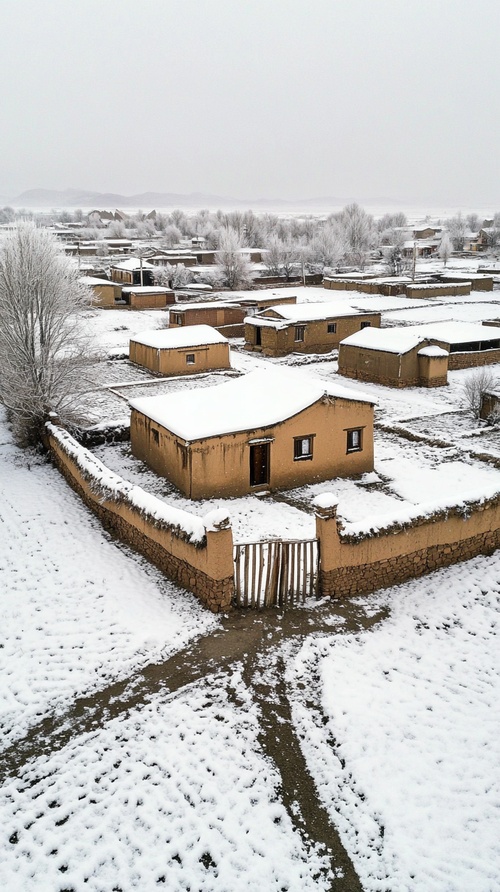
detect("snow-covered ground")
[0,409,217,750]
[288,555,500,891]
[2,283,500,890]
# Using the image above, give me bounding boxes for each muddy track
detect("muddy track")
[0,597,388,890]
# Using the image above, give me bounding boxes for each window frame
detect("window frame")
[185,353,196,365]
[360,321,371,330]
[294,325,306,342]
[294,435,314,461]
[327,322,337,334]
[346,427,363,453]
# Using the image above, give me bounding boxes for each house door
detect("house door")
[250,443,270,487]
[255,327,262,347]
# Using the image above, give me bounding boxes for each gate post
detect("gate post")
[314,495,341,598]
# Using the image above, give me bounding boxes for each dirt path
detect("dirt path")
[0,597,388,890]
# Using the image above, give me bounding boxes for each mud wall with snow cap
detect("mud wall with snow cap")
[316,496,500,599]
[46,425,234,613]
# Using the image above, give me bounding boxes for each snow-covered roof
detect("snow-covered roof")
[341,321,500,353]
[78,276,116,286]
[414,321,500,345]
[121,286,170,294]
[255,302,375,324]
[129,367,374,441]
[111,258,155,271]
[417,345,449,358]
[340,327,429,355]
[130,325,228,350]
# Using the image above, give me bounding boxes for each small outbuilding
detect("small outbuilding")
[338,328,449,388]
[130,367,375,498]
[110,258,156,286]
[244,302,381,357]
[120,286,175,309]
[79,276,122,308]
[129,325,231,376]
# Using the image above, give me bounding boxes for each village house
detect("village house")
[244,302,381,356]
[437,272,494,292]
[119,286,174,309]
[338,327,449,388]
[129,367,375,498]
[129,325,231,376]
[79,275,122,307]
[339,321,500,380]
[110,257,156,286]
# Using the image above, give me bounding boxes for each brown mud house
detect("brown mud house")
[244,302,381,357]
[119,286,174,309]
[338,327,449,387]
[129,325,231,376]
[129,367,375,498]
[110,257,156,286]
[79,276,122,308]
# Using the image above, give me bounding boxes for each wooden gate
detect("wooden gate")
[233,538,319,609]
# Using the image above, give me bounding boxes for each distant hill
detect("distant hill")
[7,187,373,210]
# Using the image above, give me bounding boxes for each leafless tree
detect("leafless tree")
[446,212,467,251]
[336,203,377,268]
[153,263,193,289]
[0,222,96,446]
[263,233,301,280]
[439,231,453,267]
[215,227,253,290]
[461,367,499,419]
[306,222,346,273]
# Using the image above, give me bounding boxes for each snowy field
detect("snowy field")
[0,409,217,750]
[288,555,500,891]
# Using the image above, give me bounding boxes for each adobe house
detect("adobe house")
[437,272,494,292]
[338,327,449,388]
[129,325,231,376]
[480,390,500,421]
[120,286,175,309]
[79,276,122,308]
[244,302,381,357]
[169,301,247,332]
[110,258,156,286]
[415,321,500,369]
[129,367,375,499]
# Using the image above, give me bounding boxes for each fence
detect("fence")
[233,538,319,609]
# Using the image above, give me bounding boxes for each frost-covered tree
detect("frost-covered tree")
[215,228,253,290]
[161,224,182,248]
[306,223,346,273]
[446,212,467,251]
[263,234,301,281]
[0,222,96,446]
[461,368,499,419]
[439,232,453,267]
[337,203,376,268]
[153,263,193,289]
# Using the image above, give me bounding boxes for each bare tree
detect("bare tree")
[153,263,193,289]
[336,203,376,268]
[439,231,453,267]
[306,222,346,273]
[0,222,96,446]
[446,212,467,251]
[461,367,499,418]
[263,234,301,280]
[215,227,253,290]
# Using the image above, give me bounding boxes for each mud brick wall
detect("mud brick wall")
[447,348,500,370]
[316,498,500,600]
[47,431,234,613]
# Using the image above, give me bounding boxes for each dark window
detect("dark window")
[294,436,313,460]
[173,314,183,325]
[255,326,262,346]
[360,321,371,329]
[186,353,195,364]
[327,322,337,334]
[295,325,306,342]
[152,428,160,445]
[346,428,362,452]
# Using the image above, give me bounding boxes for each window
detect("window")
[346,428,362,452]
[173,313,183,325]
[360,321,371,329]
[152,428,160,445]
[327,322,337,334]
[294,435,313,460]
[295,325,306,342]
[186,353,195,365]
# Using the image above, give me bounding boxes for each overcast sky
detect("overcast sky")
[1,0,499,207]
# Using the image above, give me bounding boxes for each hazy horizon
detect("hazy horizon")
[2,0,499,207]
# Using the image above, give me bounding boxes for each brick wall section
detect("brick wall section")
[316,497,500,600]
[47,431,234,613]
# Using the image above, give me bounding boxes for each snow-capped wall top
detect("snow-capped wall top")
[130,325,228,350]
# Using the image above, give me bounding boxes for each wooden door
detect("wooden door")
[250,442,270,487]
